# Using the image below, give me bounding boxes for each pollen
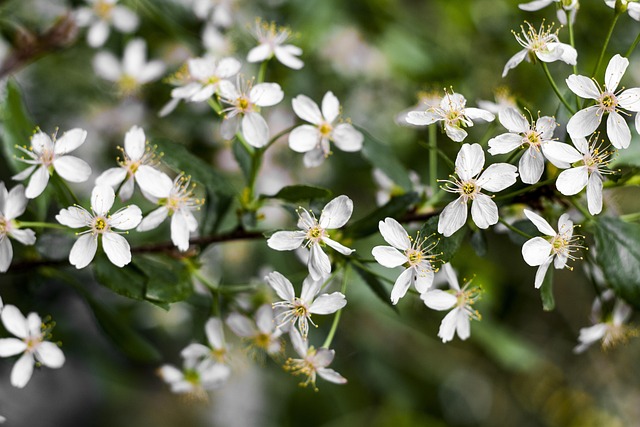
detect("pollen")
[462,182,476,195]
[319,122,333,136]
[94,217,108,232]
[94,0,114,19]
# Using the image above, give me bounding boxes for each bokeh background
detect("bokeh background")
[1,0,640,426]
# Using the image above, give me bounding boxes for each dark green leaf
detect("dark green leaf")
[352,262,397,312]
[594,217,640,309]
[134,255,193,305]
[1,80,34,174]
[359,127,413,191]
[93,255,147,301]
[419,215,465,263]
[232,140,252,182]
[261,185,332,203]
[540,267,555,311]
[470,229,488,257]
[346,192,419,239]
[506,219,538,246]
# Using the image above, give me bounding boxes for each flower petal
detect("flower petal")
[102,232,131,267]
[470,193,498,229]
[205,317,225,350]
[292,95,323,125]
[618,88,640,112]
[170,212,190,252]
[390,268,413,305]
[455,143,484,181]
[487,133,523,155]
[53,156,91,183]
[274,45,304,70]
[556,166,588,196]
[249,83,283,107]
[54,128,87,155]
[0,338,27,356]
[421,289,457,310]
[566,106,601,138]
[242,112,269,148]
[1,305,28,339]
[534,256,553,289]
[319,195,353,229]
[69,234,98,269]
[4,185,28,220]
[518,147,545,184]
[317,368,347,384]
[0,237,12,273]
[136,206,169,232]
[438,198,468,237]
[378,217,411,250]
[372,246,407,268]
[566,74,600,99]
[309,292,347,314]
[438,309,458,343]
[308,243,331,280]
[25,166,50,199]
[607,110,631,149]
[265,271,295,302]
[502,49,527,78]
[267,230,306,251]
[11,353,34,388]
[323,236,354,255]
[523,209,556,236]
[91,185,115,216]
[124,126,146,161]
[477,163,518,192]
[587,172,603,215]
[522,237,553,266]
[406,110,440,126]
[95,167,127,188]
[332,124,363,152]
[542,141,582,167]
[321,91,340,123]
[605,54,628,93]
[109,205,142,230]
[56,206,93,228]
[498,107,529,133]
[226,313,255,337]
[288,125,320,153]
[35,341,65,368]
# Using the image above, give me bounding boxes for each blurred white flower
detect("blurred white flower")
[476,87,520,115]
[438,143,518,237]
[0,305,65,388]
[285,328,347,390]
[13,128,91,199]
[519,0,579,25]
[267,195,355,280]
[192,0,234,27]
[289,91,363,167]
[521,209,582,289]
[93,38,166,95]
[226,304,284,355]
[566,54,640,149]
[406,91,495,142]
[319,26,387,78]
[372,217,439,305]
[574,296,636,353]
[266,271,346,338]
[75,0,139,48]
[0,183,36,273]
[396,91,441,126]
[247,20,303,70]
[421,263,481,343]
[181,317,231,367]
[56,185,142,269]
[202,23,235,56]
[503,22,577,77]
[605,0,640,20]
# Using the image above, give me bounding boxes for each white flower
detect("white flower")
[521,209,583,288]
[476,87,520,115]
[56,185,142,269]
[0,305,65,388]
[95,126,159,200]
[289,91,363,167]
[566,54,640,149]
[488,108,568,184]
[396,91,442,126]
[226,304,283,355]
[503,22,577,78]
[406,91,495,142]
[13,128,91,199]
[285,328,347,390]
[421,263,481,343]
[217,77,284,148]
[267,271,346,338]
[158,357,230,396]
[438,143,518,237]
[574,298,636,353]
[267,195,355,280]
[544,135,612,215]
[605,0,640,20]
[180,317,230,367]
[160,55,241,116]
[93,38,166,95]
[135,167,203,252]
[191,0,234,27]
[0,183,36,273]
[75,0,139,48]
[372,217,438,305]
[247,20,303,70]
[519,0,579,25]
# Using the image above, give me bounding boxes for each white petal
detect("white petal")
[8,229,35,246]
[4,185,28,220]
[226,313,255,337]
[319,195,353,229]
[134,166,172,198]
[464,107,495,123]
[247,44,272,63]
[11,353,34,388]
[35,341,65,368]
[12,165,36,181]
[56,206,93,228]
[518,0,554,11]
[587,173,603,215]
[323,237,354,255]
[317,368,347,384]
[308,243,331,280]
[617,88,640,112]
[372,246,407,268]
[250,83,284,107]
[303,147,326,167]
[118,178,135,201]
[413,263,434,293]
[217,79,239,101]
[534,256,553,289]
[93,52,121,82]
[566,74,600,100]
[289,328,307,358]
[189,85,217,103]
[477,163,518,192]
[390,268,413,305]
[0,338,27,356]
[242,112,269,148]
[455,143,484,181]
[138,61,166,84]
[523,209,556,236]
[378,217,411,250]
[288,125,320,153]
[1,305,28,339]
[274,45,304,69]
[102,232,131,267]
[542,141,582,167]
[124,126,146,160]
[522,237,553,266]
[605,54,628,92]
[455,310,471,340]
[87,21,110,48]
[25,166,50,199]
[31,132,52,155]
[438,198,468,237]
[95,167,127,188]
[444,124,468,142]
[292,95,323,124]
[438,310,458,343]
[309,292,346,314]
[109,205,142,230]
[69,234,98,269]
[607,110,631,149]
[136,206,168,232]
[470,193,498,229]
[255,304,275,334]
[487,133,525,155]
[265,271,295,302]
[566,106,602,138]
[406,110,440,126]
[498,107,529,133]
[0,238,12,272]
[321,91,340,123]
[123,38,146,77]
[556,166,588,196]
[502,49,527,78]
[267,230,306,251]
[170,212,190,252]
[536,116,557,139]
[53,156,91,183]
[421,289,457,310]
[518,147,545,184]
[205,317,225,350]
[54,128,87,155]
[216,57,241,78]
[91,185,115,216]
[332,124,363,152]
[111,6,139,32]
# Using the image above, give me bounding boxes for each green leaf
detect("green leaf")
[419,215,465,263]
[540,267,555,311]
[232,140,252,182]
[134,255,193,305]
[470,229,487,257]
[352,262,397,312]
[359,127,413,191]
[1,80,34,174]
[346,192,419,239]
[261,185,333,203]
[594,217,640,309]
[93,255,147,301]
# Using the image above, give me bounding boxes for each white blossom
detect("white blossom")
[217,77,284,148]
[226,304,283,355]
[372,217,439,305]
[521,209,583,288]
[56,185,142,269]
[0,305,65,388]
[75,0,139,48]
[13,128,91,199]
[180,317,231,368]
[566,54,640,149]
[266,271,346,338]
[191,0,234,27]
[574,297,636,353]
[421,263,481,343]
[519,0,579,25]
[406,91,495,142]
[477,87,520,115]
[284,328,347,390]
[0,183,36,273]
[289,91,363,167]
[158,357,230,396]
[605,0,640,20]
[135,167,203,252]
[267,195,355,280]
[503,22,577,77]
[247,20,303,70]
[93,38,166,95]
[438,143,518,237]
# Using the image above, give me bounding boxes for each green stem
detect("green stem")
[15,221,67,230]
[625,30,640,58]
[498,217,533,239]
[592,13,620,79]
[265,125,296,149]
[192,269,219,291]
[621,212,640,222]
[541,62,576,114]
[428,125,438,195]
[207,98,223,115]
[567,16,581,109]
[257,60,269,84]
[493,178,555,201]
[322,265,349,349]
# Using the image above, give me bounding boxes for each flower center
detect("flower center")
[525,130,542,147]
[24,335,42,353]
[254,333,271,349]
[293,300,309,319]
[0,217,7,236]
[93,216,109,234]
[306,226,325,243]
[211,348,226,363]
[94,0,114,19]
[406,248,423,266]
[599,92,618,112]
[118,74,139,95]
[183,369,200,385]
[319,122,333,136]
[205,75,220,86]
[551,235,567,253]
[237,97,251,112]
[461,181,477,196]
